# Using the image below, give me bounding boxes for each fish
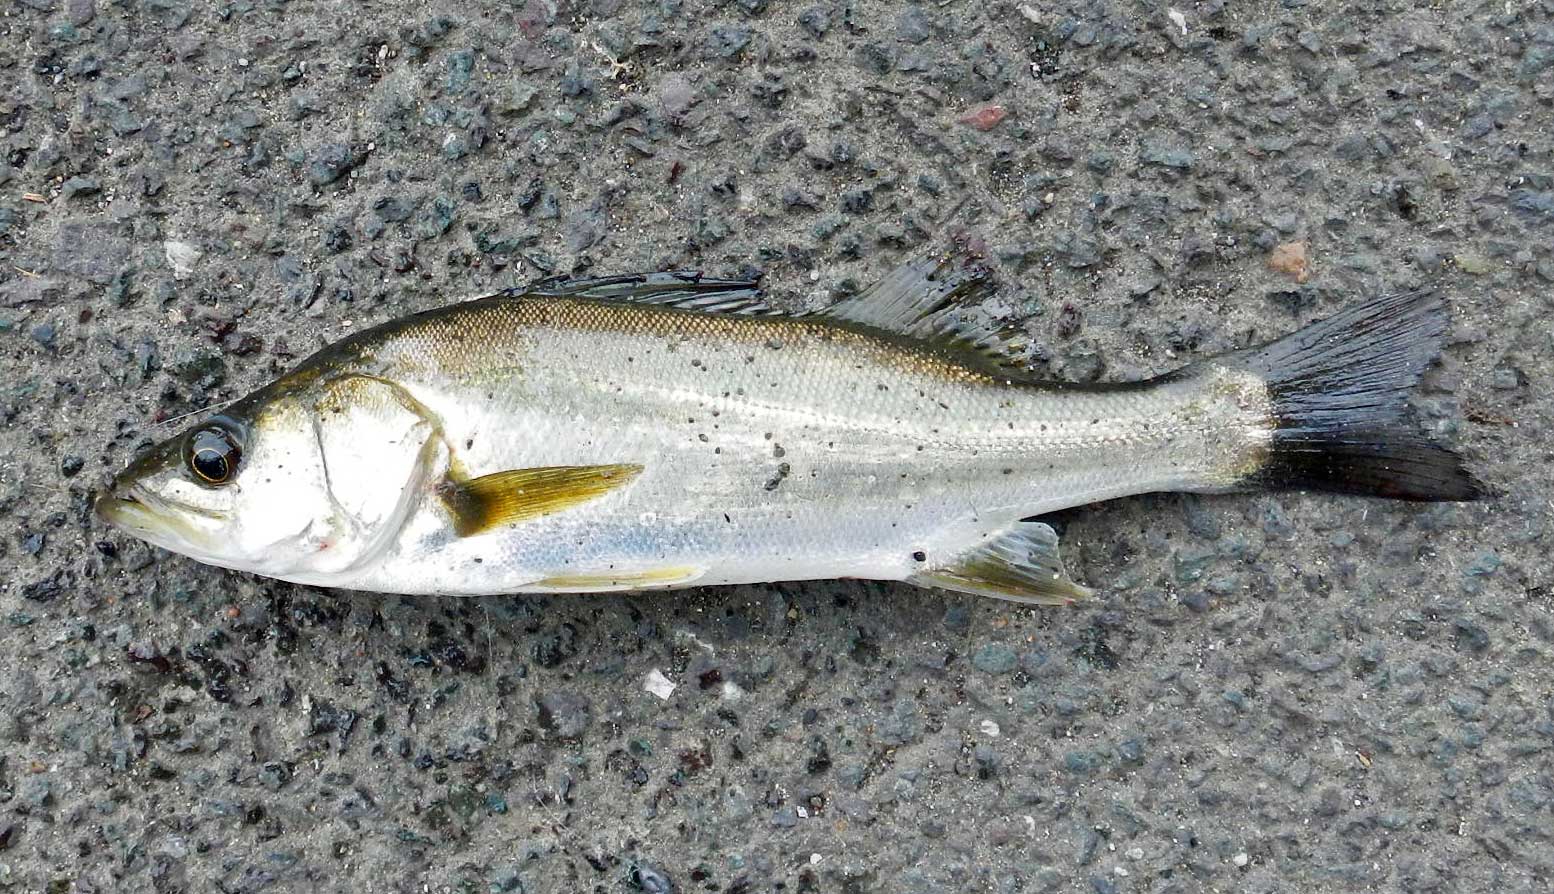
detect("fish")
[96,254,1483,603]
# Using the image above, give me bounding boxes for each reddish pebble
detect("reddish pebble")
[1268,241,1310,283]
[958,104,1008,131]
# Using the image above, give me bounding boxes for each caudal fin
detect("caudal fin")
[1225,290,1483,501]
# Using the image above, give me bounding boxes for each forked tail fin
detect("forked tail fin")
[1224,290,1483,501]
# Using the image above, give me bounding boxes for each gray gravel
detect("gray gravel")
[1,1,1550,892]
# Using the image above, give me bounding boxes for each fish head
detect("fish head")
[97,373,442,581]
[95,395,338,575]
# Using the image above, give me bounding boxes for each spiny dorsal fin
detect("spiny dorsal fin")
[907,521,1092,606]
[438,464,642,537]
[520,256,1032,368]
[517,271,779,316]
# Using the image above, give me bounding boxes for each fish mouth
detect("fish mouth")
[95,484,227,552]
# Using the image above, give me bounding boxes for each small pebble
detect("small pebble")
[959,104,1008,131]
[1268,241,1310,282]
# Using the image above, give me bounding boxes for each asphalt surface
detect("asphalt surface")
[1,1,1550,892]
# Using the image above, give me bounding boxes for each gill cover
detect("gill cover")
[311,375,442,566]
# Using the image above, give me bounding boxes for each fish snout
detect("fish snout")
[93,479,145,527]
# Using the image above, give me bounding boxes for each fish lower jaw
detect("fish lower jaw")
[96,494,207,554]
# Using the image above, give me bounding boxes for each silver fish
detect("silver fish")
[96,255,1481,602]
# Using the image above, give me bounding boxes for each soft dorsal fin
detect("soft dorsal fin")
[907,521,1092,606]
[822,254,990,333]
[822,253,1031,369]
[517,271,779,316]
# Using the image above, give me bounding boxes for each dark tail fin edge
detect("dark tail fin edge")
[1226,289,1484,502]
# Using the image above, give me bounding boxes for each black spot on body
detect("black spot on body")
[763,462,791,491]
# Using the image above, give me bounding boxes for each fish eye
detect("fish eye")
[188,425,242,485]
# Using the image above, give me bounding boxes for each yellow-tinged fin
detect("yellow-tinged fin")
[532,565,703,593]
[907,521,1093,606]
[438,464,642,536]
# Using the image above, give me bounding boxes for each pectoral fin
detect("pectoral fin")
[908,522,1092,606]
[438,464,642,536]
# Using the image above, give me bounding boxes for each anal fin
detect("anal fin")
[439,464,642,536]
[908,522,1092,606]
